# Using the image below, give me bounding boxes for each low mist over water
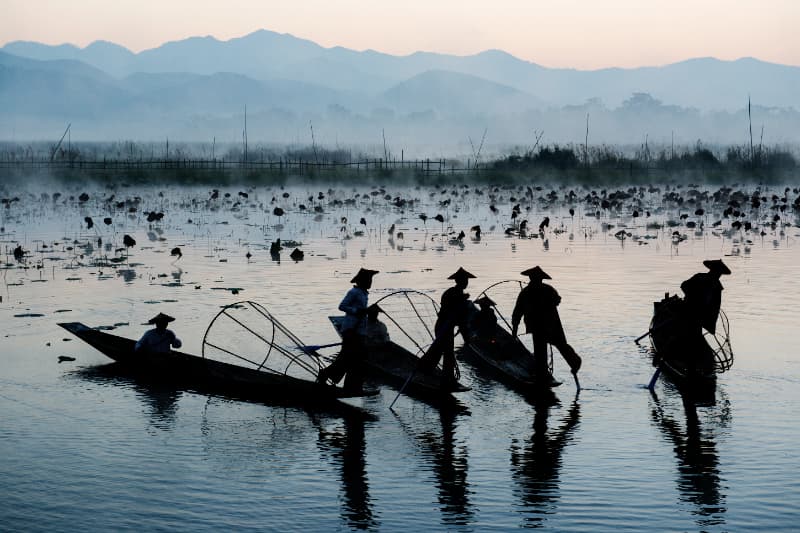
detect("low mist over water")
[1,179,799,530]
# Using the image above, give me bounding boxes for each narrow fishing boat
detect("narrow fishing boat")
[59,301,377,409]
[328,290,470,404]
[461,280,562,395]
[463,321,561,391]
[648,293,733,392]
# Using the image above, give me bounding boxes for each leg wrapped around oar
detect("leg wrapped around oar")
[419,329,459,389]
[555,342,582,375]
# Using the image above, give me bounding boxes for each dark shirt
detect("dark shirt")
[511,283,566,344]
[135,328,182,353]
[681,272,723,333]
[436,286,471,336]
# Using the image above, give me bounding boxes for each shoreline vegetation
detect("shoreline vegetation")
[1,141,797,185]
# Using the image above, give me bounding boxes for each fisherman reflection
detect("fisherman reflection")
[417,408,474,526]
[511,267,582,385]
[135,313,182,353]
[317,415,377,530]
[76,364,181,430]
[510,398,581,527]
[135,381,181,431]
[317,268,379,393]
[649,391,726,528]
[419,267,475,389]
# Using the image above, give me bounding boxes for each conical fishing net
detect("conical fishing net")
[372,290,440,356]
[705,309,734,373]
[475,280,526,333]
[202,301,322,381]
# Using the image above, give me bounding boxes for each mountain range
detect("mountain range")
[1,29,798,149]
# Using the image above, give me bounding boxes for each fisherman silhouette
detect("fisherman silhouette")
[419,267,475,389]
[676,259,732,373]
[511,267,582,384]
[681,259,731,335]
[363,304,390,349]
[135,313,182,353]
[317,268,379,393]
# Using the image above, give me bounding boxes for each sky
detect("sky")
[2,0,798,69]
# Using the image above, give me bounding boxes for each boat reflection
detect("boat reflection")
[649,388,728,529]
[70,362,372,421]
[510,396,581,527]
[316,415,378,531]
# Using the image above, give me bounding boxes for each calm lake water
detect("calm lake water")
[2,181,799,531]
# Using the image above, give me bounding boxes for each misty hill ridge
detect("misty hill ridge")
[2,32,799,146]
[0,52,356,119]
[3,28,799,110]
[384,70,543,115]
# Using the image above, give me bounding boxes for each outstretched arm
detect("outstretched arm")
[170,331,182,349]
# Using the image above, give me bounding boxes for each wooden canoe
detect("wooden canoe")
[59,322,376,408]
[328,316,470,403]
[463,324,562,394]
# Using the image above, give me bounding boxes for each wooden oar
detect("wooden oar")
[389,364,419,410]
[389,331,458,410]
[297,342,342,353]
[635,316,677,344]
[647,367,662,390]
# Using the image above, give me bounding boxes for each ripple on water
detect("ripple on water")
[1,183,798,531]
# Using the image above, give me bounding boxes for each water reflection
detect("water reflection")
[317,415,378,530]
[171,266,183,283]
[412,408,474,526]
[649,389,728,529]
[136,383,181,430]
[510,396,581,527]
[71,364,181,430]
[117,268,137,283]
[71,361,369,422]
